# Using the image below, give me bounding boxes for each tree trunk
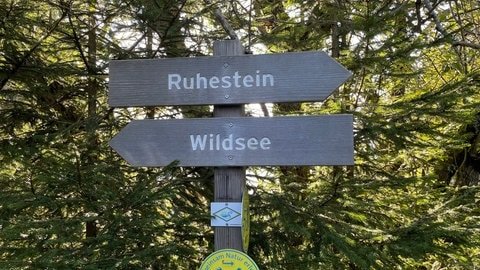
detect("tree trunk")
[85,0,98,239]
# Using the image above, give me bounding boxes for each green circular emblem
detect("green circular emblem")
[199,249,259,270]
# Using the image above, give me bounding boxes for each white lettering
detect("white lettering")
[221,76,232,88]
[167,71,274,90]
[247,138,258,150]
[235,138,245,150]
[183,77,194,89]
[233,71,241,88]
[209,134,214,150]
[243,75,254,87]
[196,73,207,89]
[190,135,207,150]
[209,76,220,88]
[168,74,181,90]
[260,137,271,149]
[216,134,220,150]
[190,134,271,151]
[263,74,274,87]
[222,134,233,150]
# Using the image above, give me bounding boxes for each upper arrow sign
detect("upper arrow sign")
[108,51,351,107]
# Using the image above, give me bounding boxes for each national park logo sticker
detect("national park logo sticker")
[199,249,259,270]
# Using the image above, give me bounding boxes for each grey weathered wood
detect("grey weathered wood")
[108,115,354,167]
[108,51,352,107]
[214,167,244,251]
[213,40,244,252]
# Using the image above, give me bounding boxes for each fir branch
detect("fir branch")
[0,9,67,91]
[423,0,480,50]
[452,40,480,49]
[204,0,238,39]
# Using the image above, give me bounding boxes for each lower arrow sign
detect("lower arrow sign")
[109,115,353,167]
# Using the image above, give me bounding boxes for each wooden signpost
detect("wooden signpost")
[212,41,246,252]
[108,40,353,257]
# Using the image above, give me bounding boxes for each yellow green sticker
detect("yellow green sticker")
[242,189,250,253]
[199,249,259,270]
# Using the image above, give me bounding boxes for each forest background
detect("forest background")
[1,0,479,269]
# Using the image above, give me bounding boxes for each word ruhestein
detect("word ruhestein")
[168,70,274,90]
[190,134,271,151]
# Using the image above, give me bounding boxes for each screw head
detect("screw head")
[225,94,230,99]
[228,155,233,160]
[229,123,233,127]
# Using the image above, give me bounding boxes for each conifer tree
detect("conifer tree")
[1,0,479,269]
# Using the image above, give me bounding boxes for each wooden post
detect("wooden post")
[213,40,245,251]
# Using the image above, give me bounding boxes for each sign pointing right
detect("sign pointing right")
[108,51,352,107]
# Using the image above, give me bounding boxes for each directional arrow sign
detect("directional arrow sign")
[108,51,351,107]
[109,115,353,167]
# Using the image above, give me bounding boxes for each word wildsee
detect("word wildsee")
[190,134,271,151]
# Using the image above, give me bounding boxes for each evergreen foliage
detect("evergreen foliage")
[1,0,479,269]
